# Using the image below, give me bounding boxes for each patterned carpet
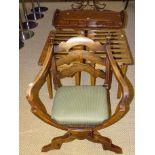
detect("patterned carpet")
[19,2,135,155]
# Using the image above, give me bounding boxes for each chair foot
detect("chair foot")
[102,144,123,154]
[87,131,123,154]
[42,143,62,152]
[41,132,75,152]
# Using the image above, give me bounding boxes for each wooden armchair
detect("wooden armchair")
[26,37,133,154]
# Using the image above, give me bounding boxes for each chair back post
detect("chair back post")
[104,55,112,90]
[103,38,112,89]
[52,55,62,90]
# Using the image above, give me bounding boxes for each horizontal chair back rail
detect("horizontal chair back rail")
[52,49,112,90]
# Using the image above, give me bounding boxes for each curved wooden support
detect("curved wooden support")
[56,50,106,66]
[59,37,105,52]
[42,132,75,152]
[26,46,53,126]
[94,44,133,130]
[117,65,127,98]
[102,144,123,154]
[52,49,107,90]
[87,131,122,154]
[42,130,122,153]
[87,131,111,144]
[26,45,69,131]
[58,63,105,79]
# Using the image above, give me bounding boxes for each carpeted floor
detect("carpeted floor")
[19,2,135,155]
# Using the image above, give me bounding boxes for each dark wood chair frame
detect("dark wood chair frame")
[26,37,133,154]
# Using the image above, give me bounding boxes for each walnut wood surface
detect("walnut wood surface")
[53,9,127,29]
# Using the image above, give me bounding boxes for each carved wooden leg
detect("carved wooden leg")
[102,143,123,154]
[46,71,53,99]
[42,132,75,152]
[87,131,122,154]
[117,65,128,98]
[87,131,111,145]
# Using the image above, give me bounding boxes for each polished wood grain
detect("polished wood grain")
[42,130,122,153]
[38,30,133,98]
[38,30,85,66]
[52,50,108,90]
[87,29,133,65]
[27,37,133,153]
[53,9,127,29]
[38,29,133,66]
[117,64,128,98]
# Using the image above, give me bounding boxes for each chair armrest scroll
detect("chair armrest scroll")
[106,44,130,111]
[26,45,69,131]
[26,45,53,125]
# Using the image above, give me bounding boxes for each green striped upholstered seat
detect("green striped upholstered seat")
[51,86,110,125]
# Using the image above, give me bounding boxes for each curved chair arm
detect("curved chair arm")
[26,45,68,131]
[94,44,133,130]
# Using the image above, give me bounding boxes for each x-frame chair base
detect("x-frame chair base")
[42,130,123,154]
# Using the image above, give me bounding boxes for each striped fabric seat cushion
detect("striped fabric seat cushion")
[51,86,110,125]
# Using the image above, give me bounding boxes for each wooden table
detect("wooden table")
[38,29,133,98]
[38,9,133,98]
[39,29,132,66]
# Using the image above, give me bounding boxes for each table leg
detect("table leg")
[117,64,128,98]
[46,71,53,99]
